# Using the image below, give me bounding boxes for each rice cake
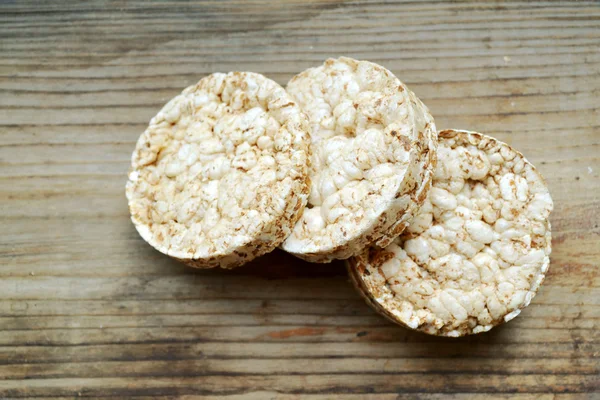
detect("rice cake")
[348,129,553,336]
[281,57,437,262]
[126,72,311,269]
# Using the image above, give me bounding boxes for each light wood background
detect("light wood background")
[1,0,599,398]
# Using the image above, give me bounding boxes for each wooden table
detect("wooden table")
[1,0,598,398]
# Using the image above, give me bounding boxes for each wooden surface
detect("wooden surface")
[1,0,599,398]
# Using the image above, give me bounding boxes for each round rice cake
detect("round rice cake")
[348,129,553,336]
[281,57,437,263]
[126,72,311,269]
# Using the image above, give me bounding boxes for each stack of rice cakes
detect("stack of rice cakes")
[126,57,553,336]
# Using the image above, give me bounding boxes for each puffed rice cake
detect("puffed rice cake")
[348,129,553,336]
[281,57,437,263]
[126,72,311,269]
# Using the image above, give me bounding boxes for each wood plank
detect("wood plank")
[4,395,598,400]
[3,395,598,400]
[1,342,597,366]
[0,374,598,396]
[1,357,598,380]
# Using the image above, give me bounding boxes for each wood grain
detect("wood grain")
[1,0,599,398]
